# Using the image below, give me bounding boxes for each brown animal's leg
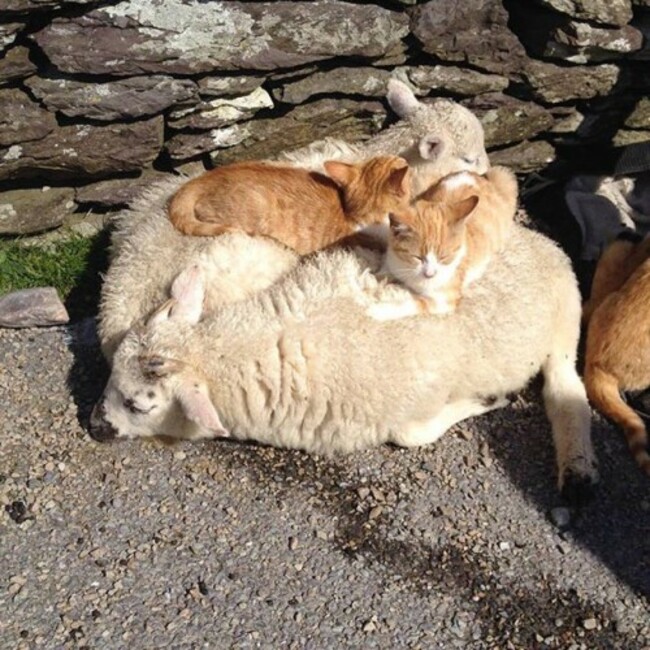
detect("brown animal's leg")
[585,364,650,475]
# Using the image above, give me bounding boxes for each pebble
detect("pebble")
[583,618,598,631]
[550,507,571,528]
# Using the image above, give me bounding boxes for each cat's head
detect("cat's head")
[384,176,480,296]
[323,155,412,224]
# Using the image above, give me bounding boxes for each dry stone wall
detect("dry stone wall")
[1,0,649,234]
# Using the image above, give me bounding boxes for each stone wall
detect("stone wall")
[1,0,649,235]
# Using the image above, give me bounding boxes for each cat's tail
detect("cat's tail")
[585,364,650,474]
[168,183,232,237]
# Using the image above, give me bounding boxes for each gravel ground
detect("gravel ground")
[1,321,648,650]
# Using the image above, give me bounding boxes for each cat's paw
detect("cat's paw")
[367,301,419,321]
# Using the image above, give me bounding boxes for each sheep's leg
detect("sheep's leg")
[542,350,598,505]
[391,396,508,447]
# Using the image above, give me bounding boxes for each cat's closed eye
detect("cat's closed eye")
[461,156,476,165]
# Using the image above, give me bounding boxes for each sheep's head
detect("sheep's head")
[386,79,489,191]
[89,266,228,443]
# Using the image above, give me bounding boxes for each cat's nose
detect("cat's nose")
[422,263,436,278]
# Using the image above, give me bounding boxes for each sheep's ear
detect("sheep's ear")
[387,164,411,197]
[139,354,185,379]
[169,264,205,324]
[324,160,358,188]
[449,196,479,224]
[147,298,175,327]
[386,79,420,118]
[176,380,229,438]
[419,135,446,162]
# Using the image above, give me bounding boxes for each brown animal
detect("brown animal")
[368,166,518,319]
[583,232,650,474]
[168,157,411,255]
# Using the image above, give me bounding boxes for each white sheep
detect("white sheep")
[279,79,490,196]
[99,80,490,360]
[91,224,597,503]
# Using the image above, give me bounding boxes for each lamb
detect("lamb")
[279,79,490,196]
[90,225,597,503]
[99,80,490,360]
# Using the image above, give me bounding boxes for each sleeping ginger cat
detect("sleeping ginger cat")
[368,166,518,320]
[168,156,411,255]
[583,231,650,475]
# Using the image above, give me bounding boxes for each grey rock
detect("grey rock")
[32,0,409,76]
[166,124,252,162]
[0,88,57,148]
[522,60,620,104]
[548,106,585,133]
[25,75,198,121]
[274,68,393,104]
[0,23,24,52]
[489,140,556,173]
[75,172,173,208]
[625,97,650,128]
[407,65,509,97]
[213,99,386,165]
[463,94,554,148]
[533,0,633,27]
[197,75,264,98]
[168,86,273,130]
[0,47,37,85]
[0,288,69,328]
[0,116,164,182]
[550,506,572,528]
[0,186,76,235]
[411,0,530,77]
[613,128,650,146]
[3,0,104,10]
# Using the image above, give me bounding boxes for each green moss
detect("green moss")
[0,231,110,319]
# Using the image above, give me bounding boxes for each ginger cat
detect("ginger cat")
[168,156,411,255]
[583,232,650,475]
[368,166,518,320]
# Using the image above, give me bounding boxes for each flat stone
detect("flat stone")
[0,88,57,148]
[407,65,508,96]
[522,60,620,104]
[533,0,633,27]
[169,86,273,130]
[0,288,69,328]
[489,140,556,173]
[625,98,650,129]
[613,128,650,146]
[0,186,76,235]
[212,98,386,165]
[0,116,164,182]
[197,75,264,98]
[0,23,24,52]
[75,171,174,208]
[549,106,585,133]
[32,0,409,76]
[166,124,253,162]
[463,93,554,148]
[25,75,198,121]
[274,67,393,104]
[411,0,530,77]
[0,47,37,85]
[3,0,104,10]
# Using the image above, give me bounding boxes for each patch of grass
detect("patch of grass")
[0,230,110,319]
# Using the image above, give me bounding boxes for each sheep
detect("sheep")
[90,224,597,503]
[279,79,490,196]
[98,81,489,360]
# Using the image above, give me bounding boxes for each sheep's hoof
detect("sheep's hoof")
[560,469,597,509]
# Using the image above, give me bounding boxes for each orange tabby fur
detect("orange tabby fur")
[373,166,518,318]
[168,157,411,255]
[583,234,650,475]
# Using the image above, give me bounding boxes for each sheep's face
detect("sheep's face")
[386,79,489,189]
[89,265,229,443]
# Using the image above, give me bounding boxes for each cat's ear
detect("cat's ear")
[450,195,479,224]
[323,161,358,188]
[387,164,411,198]
[389,213,413,236]
[419,135,447,162]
